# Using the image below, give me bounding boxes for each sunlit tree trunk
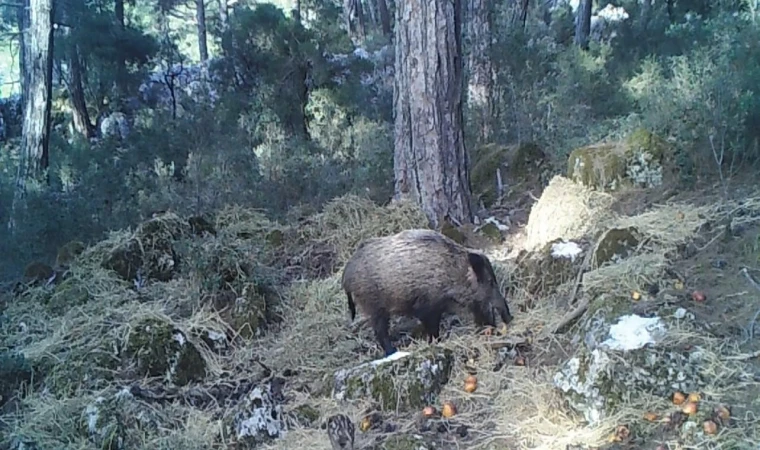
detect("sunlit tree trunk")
[17,0,30,104]
[393,0,473,229]
[196,0,208,61]
[465,0,493,143]
[574,0,592,49]
[10,0,54,231]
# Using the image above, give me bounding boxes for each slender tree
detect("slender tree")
[575,0,592,49]
[393,0,473,229]
[196,0,208,61]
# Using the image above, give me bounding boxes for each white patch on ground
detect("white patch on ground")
[371,351,411,367]
[551,240,583,262]
[602,314,666,351]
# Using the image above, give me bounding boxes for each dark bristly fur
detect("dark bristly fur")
[327,414,355,450]
[341,229,514,356]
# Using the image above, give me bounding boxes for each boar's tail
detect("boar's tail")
[346,292,356,321]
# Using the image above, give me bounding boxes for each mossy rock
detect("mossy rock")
[23,261,55,283]
[440,221,466,245]
[124,318,206,386]
[265,229,285,247]
[332,348,454,412]
[188,215,217,237]
[102,213,189,282]
[567,143,627,191]
[477,221,505,243]
[33,339,121,397]
[56,241,86,267]
[81,391,163,450]
[593,227,640,267]
[210,283,271,339]
[45,277,91,314]
[287,404,321,427]
[567,129,671,191]
[514,238,586,296]
[471,143,547,206]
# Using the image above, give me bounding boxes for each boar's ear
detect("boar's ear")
[467,252,488,283]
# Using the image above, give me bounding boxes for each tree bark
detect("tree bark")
[344,0,366,44]
[17,0,30,105]
[393,0,473,229]
[377,0,391,37]
[465,0,493,143]
[68,43,94,137]
[294,0,301,23]
[574,0,592,49]
[196,0,208,61]
[10,0,54,231]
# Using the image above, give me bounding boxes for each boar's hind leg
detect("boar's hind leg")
[370,311,397,357]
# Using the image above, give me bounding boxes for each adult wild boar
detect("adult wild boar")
[341,229,513,356]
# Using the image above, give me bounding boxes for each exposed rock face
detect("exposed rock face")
[332,349,454,412]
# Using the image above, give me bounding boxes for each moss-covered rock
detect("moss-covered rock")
[567,128,671,191]
[593,227,640,267]
[124,318,206,386]
[188,215,217,237]
[81,389,162,450]
[332,348,454,412]
[45,277,91,314]
[222,382,286,447]
[554,307,708,425]
[55,241,86,267]
[102,213,189,282]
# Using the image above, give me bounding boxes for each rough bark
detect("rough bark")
[520,0,529,28]
[393,0,473,229]
[10,0,54,231]
[17,0,30,104]
[574,0,592,49]
[377,0,391,37]
[196,0,208,61]
[464,0,494,143]
[68,43,94,137]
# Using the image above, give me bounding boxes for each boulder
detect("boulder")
[567,128,671,191]
[514,239,587,296]
[223,382,286,447]
[332,349,454,412]
[55,241,86,267]
[592,226,640,267]
[470,142,549,206]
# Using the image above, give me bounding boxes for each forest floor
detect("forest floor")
[1,174,760,450]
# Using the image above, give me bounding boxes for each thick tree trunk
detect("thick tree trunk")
[377,0,391,37]
[217,0,231,56]
[393,0,472,229]
[10,0,54,231]
[196,0,208,61]
[465,0,493,143]
[574,0,592,49]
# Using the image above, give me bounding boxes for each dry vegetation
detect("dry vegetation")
[2,186,760,450]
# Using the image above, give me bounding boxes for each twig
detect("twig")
[724,349,760,361]
[741,267,760,341]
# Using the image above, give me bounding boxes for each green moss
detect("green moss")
[471,143,545,205]
[266,229,284,247]
[56,241,86,267]
[478,222,503,243]
[567,143,627,191]
[125,318,206,386]
[594,227,640,267]
[625,128,670,162]
[440,221,466,245]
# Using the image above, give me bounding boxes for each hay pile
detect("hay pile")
[2,188,760,450]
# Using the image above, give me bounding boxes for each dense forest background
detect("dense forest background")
[0,0,759,280]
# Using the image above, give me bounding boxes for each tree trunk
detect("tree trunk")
[465,0,493,143]
[217,0,231,56]
[196,0,208,61]
[393,0,473,229]
[377,0,391,37]
[114,0,127,100]
[68,44,94,137]
[344,0,366,44]
[17,0,30,104]
[520,0,529,28]
[294,0,301,23]
[574,0,592,49]
[10,0,54,231]
[639,0,652,30]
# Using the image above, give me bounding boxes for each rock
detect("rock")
[187,216,216,237]
[593,227,640,267]
[223,383,286,447]
[55,241,86,267]
[124,318,206,386]
[331,349,454,412]
[82,388,160,450]
[524,175,616,251]
[514,239,587,296]
[102,212,189,282]
[554,310,707,425]
[45,277,91,314]
[567,128,670,191]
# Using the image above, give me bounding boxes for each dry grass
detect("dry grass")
[3,190,760,450]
